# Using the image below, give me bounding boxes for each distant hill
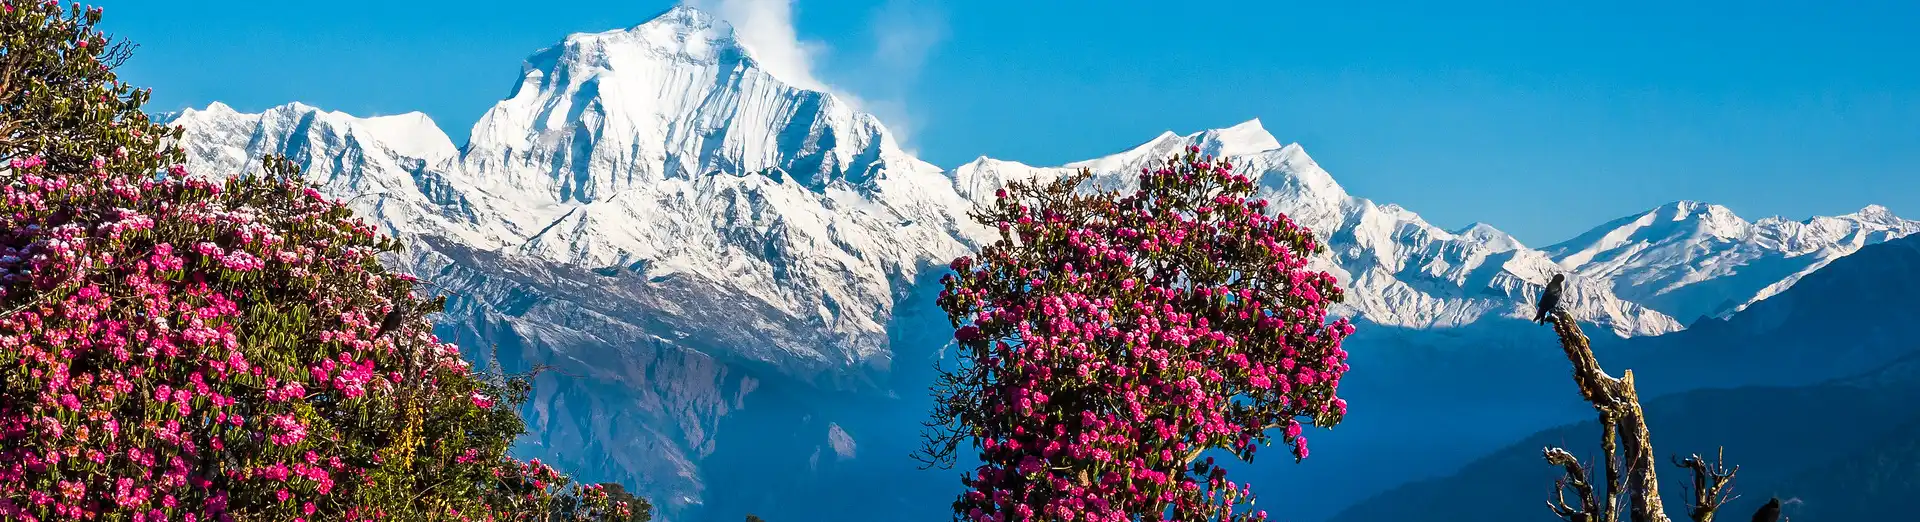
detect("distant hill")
[1330,352,1920,522]
[1777,411,1920,520]
[1610,230,1920,396]
[1329,235,1920,522]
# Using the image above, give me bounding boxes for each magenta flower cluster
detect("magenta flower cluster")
[0,2,643,520]
[0,153,633,521]
[930,146,1355,522]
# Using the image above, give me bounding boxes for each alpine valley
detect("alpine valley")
[159,6,1920,522]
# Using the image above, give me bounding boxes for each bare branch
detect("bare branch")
[1544,447,1602,522]
[1672,448,1740,522]
[1601,412,1623,522]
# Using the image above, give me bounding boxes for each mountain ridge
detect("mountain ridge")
[1546,198,1920,324]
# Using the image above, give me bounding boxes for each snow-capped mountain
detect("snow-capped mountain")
[1547,200,1920,324]
[445,5,984,370]
[162,101,523,250]
[1329,235,1920,522]
[157,4,1915,520]
[951,122,1678,336]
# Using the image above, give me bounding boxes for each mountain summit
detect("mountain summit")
[462,4,925,202]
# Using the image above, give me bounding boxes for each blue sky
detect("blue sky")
[112,0,1918,245]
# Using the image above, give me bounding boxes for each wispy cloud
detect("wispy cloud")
[868,0,947,82]
[683,0,828,91]
[857,0,948,151]
[680,0,947,151]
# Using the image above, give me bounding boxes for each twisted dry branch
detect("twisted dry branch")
[1673,449,1740,522]
[1542,310,1671,522]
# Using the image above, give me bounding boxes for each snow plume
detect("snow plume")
[679,0,946,152]
[683,0,829,91]
[857,0,948,152]
[869,0,945,82]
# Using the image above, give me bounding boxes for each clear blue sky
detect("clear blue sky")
[111,0,1919,246]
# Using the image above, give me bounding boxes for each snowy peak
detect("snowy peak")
[612,5,804,86]
[1548,200,1751,269]
[1547,200,1920,323]
[168,101,457,166]
[1195,119,1284,158]
[461,4,919,206]
[948,122,1671,337]
[1242,143,1351,216]
[354,112,458,161]
[616,5,740,65]
[1657,200,1749,238]
[1850,203,1896,220]
[1829,204,1906,229]
[164,102,525,250]
[1062,119,1285,174]
[1451,222,1525,253]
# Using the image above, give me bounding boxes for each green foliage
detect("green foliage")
[0,1,182,174]
[592,483,654,522]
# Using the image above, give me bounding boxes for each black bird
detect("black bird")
[1751,497,1781,522]
[373,303,407,340]
[1534,273,1566,324]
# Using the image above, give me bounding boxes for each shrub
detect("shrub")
[0,2,641,521]
[917,148,1357,522]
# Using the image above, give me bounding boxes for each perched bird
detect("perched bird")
[373,303,407,340]
[1534,273,1565,324]
[1751,497,1781,522]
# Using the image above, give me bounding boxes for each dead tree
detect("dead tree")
[1538,309,1745,522]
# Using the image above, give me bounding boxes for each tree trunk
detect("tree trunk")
[1548,311,1670,522]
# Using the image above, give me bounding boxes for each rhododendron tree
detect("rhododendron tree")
[1,1,177,173]
[587,483,653,522]
[0,2,644,521]
[917,148,1357,522]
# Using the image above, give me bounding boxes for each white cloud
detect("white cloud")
[680,0,947,152]
[684,0,828,91]
[869,0,947,83]
[858,0,948,151]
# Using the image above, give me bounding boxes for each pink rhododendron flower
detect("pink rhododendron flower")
[921,147,1355,522]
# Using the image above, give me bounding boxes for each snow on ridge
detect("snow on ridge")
[1451,223,1525,253]
[167,3,1919,361]
[1545,199,1920,324]
[354,112,459,162]
[163,101,529,253]
[1195,119,1284,158]
[946,127,1677,337]
[169,101,459,165]
[458,3,928,211]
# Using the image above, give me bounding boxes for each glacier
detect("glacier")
[159,5,1920,521]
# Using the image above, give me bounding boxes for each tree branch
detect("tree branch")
[1601,415,1622,522]
[1544,310,1671,522]
[1544,447,1602,522]
[1672,449,1740,522]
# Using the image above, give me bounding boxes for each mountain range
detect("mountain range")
[158,5,1919,521]
[1330,234,1920,522]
